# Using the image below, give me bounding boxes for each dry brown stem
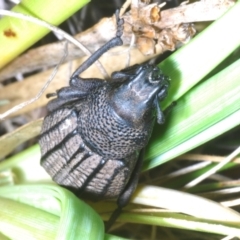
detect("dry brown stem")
[0,0,235,81]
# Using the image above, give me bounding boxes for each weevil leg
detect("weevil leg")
[69,76,106,90]
[105,149,145,231]
[46,11,124,111]
[155,98,177,125]
[46,92,57,98]
[71,10,124,79]
[57,87,89,99]
[117,149,145,207]
[157,85,169,102]
[47,78,108,111]
[47,87,89,111]
[47,97,78,112]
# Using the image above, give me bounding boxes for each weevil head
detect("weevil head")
[109,64,170,127]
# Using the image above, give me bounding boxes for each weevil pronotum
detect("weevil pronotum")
[39,10,170,230]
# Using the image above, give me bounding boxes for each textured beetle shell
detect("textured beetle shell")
[39,63,169,201]
[78,85,154,159]
[39,84,143,199]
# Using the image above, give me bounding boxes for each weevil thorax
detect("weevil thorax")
[78,64,168,159]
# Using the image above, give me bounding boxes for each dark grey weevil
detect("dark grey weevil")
[39,11,170,229]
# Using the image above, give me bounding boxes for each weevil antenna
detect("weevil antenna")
[155,97,165,124]
[71,10,124,78]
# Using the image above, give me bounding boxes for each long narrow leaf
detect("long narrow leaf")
[0,0,89,68]
[144,57,240,170]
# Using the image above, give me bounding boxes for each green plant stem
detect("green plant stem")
[0,0,89,68]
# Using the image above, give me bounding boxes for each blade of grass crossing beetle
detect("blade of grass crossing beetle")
[53,186,104,240]
[118,213,240,237]
[144,57,240,170]
[131,185,240,222]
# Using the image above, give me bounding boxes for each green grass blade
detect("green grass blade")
[0,144,51,184]
[0,185,105,240]
[144,57,240,170]
[132,185,240,222]
[0,197,59,240]
[119,213,240,237]
[142,1,240,170]
[0,0,89,68]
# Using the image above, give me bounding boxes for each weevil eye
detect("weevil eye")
[149,70,159,82]
[146,65,165,84]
